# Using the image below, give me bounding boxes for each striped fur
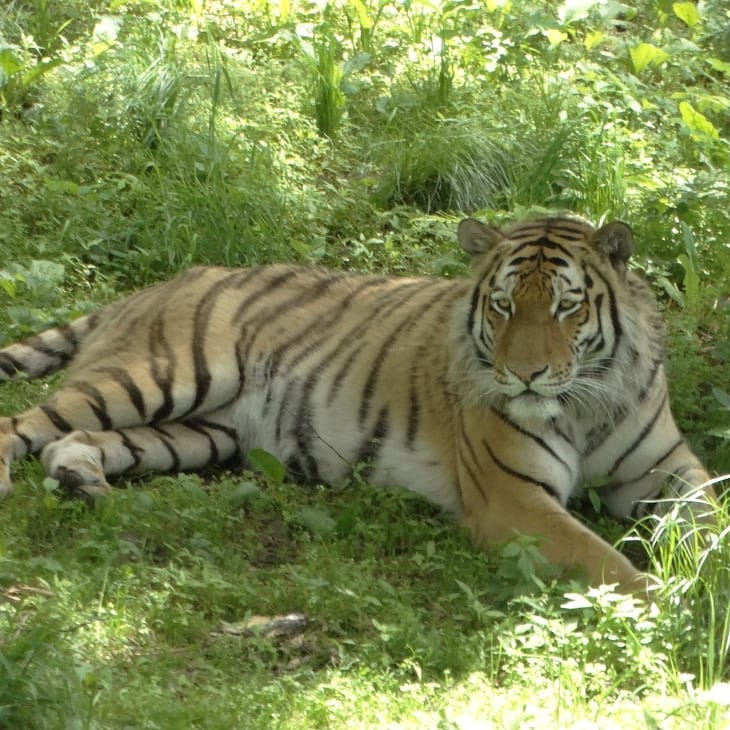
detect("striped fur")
[0,216,715,594]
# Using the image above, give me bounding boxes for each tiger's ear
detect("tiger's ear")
[457,218,504,255]
[591,221,634,271]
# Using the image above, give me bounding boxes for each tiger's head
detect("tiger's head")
[457,216,638,423]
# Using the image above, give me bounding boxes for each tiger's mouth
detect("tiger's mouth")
[505,391,563,421]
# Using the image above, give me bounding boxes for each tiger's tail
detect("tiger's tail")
[0,313,99,381]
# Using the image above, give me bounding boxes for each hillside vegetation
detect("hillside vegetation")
[1,1,729,727]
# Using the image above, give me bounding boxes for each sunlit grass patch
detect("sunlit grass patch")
[1,0,729,727]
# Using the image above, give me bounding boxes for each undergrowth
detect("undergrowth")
[1,0,729,727]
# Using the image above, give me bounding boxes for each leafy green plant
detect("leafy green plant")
[367,114,511,212]
[0,46,62,117]
[0,260,97,342]
[0,0,729,726]
[310,27,346,138]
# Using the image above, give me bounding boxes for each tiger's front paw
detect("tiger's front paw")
[0,462,12,497]
[41,434,111,499]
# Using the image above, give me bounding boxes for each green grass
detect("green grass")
[3,471,730,728]
[1,0,730,727]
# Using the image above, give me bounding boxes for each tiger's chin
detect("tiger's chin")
[504,392,563,423]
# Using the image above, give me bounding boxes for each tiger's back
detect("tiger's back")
[8,264,466,507]
[0,215,716,595]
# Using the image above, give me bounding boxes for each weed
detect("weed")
[0,0,729,727]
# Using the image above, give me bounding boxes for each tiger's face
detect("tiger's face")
[458,217,634,422]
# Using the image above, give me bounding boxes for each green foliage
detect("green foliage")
[310,27,346,138]
[247,448,286,486]
[0,0,730,726]
[0,260,97,343]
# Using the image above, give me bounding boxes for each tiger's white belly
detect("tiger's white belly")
[228,376,460,512]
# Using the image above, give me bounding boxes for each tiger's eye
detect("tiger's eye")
[492,297,511,314]
[557,298,577,312]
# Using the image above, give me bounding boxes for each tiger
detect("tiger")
[0,215,716,596]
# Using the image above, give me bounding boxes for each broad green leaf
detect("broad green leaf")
[278,0,291,22]
[630,43,669,73]
[544,28,568,46]
[42,477,60,493]
[0,48,23,78]
[247,448,286,485]
[707,57,730,74]
[584,30,605,50]
[712,388,730,410]
[227,481,263,508]
[29,259,65,287]
[558,0,596,24]
[587,488,602,514]
[349,0,374,29]
[679,100,719,140]
[672,1,700,28]
[293,506,336,536]
[20,58,62,90]
[0,274,18,298]
[562,592,594,610]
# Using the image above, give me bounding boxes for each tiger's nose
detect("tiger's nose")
[508,364,548,385]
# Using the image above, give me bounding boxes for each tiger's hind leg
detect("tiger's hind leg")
[0,376,158,495]
[40,418,241,498]
[0,364,242,495]
[0,409,68,496]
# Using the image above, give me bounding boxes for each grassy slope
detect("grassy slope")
[1,1,730,728]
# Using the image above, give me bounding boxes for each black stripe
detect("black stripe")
[637,358,663,402]
[545,256,569,267]
[482,438,561,501]
[406,381,421,449]
[458,423,488,507]
[466,286,481,336]
[57,322,80,348]
[587,265,622,361]
[550,422,574,447]
[293,281,443,468]
[583,294,606,360]
[0,352,23,377]
[92,367,147,420]
[181,421,219,464]
[328,343,367,406]
[116,429,143,470]
[176,268,262,418]
[71,383,114,430]
[608,437,684,494]
[492,408,574,476]
[325,282,427,406]
[358,289,445,425]
[149,313,176,422]
[23,336,68,361]
[184,271,249,418]
[479,295,492,351]
[241,273,349,414]
[11,417,33,451]
[267,276,390,379]
[274,379,298,443]
[151,426,181,471]
[191,418,239,444]
[39,404,73,433]
[261,278,395,429]
[293,400,322,483]
[355,406,390,468]
[608,391,668,476]
[230,268,307,324]
[233,272,349,396]
[511,238,574,258]
[668,463,694,482]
